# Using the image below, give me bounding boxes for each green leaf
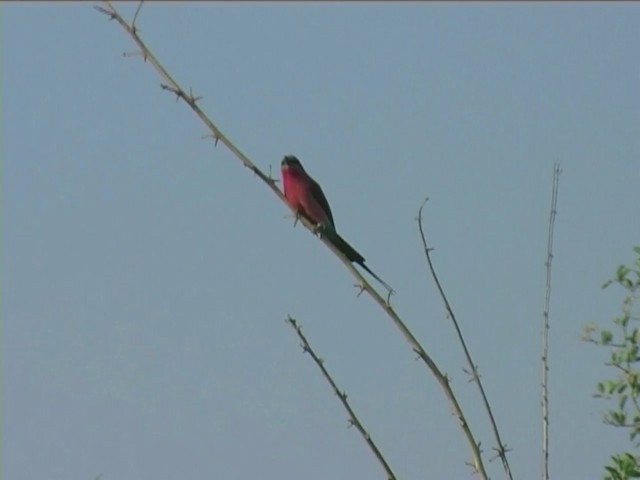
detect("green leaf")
[602,330,614,345]
[620,394,628,410]
[608,380,622,395]
[612,411,627,425]
[618,265,631,282]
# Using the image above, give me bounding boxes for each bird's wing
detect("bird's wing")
[308,178,335,228]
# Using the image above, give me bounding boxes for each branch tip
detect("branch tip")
[418,196,430,216]
[132,0,144,28]
[94,5,116,20]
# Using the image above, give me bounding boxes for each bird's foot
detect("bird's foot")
[313,223,327,238]
[283,211,302,227]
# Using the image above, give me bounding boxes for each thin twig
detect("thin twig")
[132,0,143,31]
[96,4,488,476]
[286,316,397,480]
[417,198,513,479]
[541,163,561,480]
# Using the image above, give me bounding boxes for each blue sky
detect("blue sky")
[3,3,639,479]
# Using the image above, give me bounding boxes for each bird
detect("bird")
[280,154,394,294]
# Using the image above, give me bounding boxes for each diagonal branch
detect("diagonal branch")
[286,316,397,480]
[417,198,513,480]
[94,1,385,304]
[96,3,488,477]
[541,163,561,480]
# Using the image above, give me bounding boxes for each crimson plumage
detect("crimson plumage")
[280,155,393,293]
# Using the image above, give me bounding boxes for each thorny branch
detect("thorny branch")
[94,1,387,305]
[417,198,513,480]
[96,3,488,477]
[286,316,397,480]
[541,163,561,480]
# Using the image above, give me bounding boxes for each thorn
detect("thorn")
[268,163,280,182]
[354,284,365,297]
[123,50,145,58]
[94,5,116,20]
[201,133,220,146]
[160,83,182,101]
[188,87,202,103]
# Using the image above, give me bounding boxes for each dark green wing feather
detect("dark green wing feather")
[308,178,335,228]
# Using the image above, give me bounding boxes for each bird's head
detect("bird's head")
[281,155,305,172]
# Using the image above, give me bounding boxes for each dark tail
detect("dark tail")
[332,233,395,294]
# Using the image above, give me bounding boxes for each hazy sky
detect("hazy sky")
[4,3,640,479]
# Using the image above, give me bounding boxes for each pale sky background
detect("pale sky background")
[3,3,640,479]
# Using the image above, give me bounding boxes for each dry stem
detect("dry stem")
[286,316,397,480]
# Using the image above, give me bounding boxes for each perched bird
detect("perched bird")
[280,155,394,294]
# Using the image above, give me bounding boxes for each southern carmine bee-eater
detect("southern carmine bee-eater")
[280,155,394,294]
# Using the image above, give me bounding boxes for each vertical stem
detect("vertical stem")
[541,163,561,480]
